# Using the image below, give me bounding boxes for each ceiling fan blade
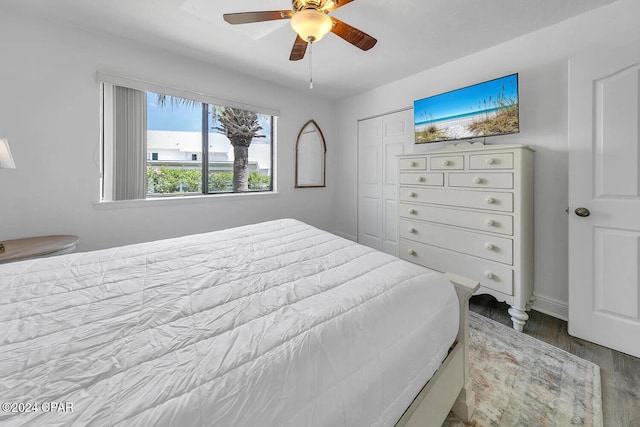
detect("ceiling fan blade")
[330,17,377,51]
[322,0,355,12]
[290,35,308,61]
[223,10,294,25]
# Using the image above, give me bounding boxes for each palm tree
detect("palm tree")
[157,94,264,192]
[214,108,264,192]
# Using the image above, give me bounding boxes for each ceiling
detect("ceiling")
[7,0,619,99]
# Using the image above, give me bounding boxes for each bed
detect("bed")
[0,219,478,426]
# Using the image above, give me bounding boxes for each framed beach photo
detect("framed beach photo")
[414,73,519,144]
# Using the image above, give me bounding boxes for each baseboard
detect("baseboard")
[332,230,357,242]
[531,293,568,321]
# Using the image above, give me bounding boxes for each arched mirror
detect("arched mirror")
[295,120,326,188]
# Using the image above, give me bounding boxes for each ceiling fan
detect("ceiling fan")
[223,0,377,61]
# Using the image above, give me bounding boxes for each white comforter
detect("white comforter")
[0,219,458,427]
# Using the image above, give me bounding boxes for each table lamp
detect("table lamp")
[0,138,16,253]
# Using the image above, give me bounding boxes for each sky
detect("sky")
[414,74,518,123]
[147,93,201,131]
[146,92,273,138]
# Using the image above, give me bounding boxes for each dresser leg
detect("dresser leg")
[508,306,529,332]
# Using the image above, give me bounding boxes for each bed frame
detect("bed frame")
[395,272,480,427]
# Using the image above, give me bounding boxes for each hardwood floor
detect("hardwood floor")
[469,295,640,427]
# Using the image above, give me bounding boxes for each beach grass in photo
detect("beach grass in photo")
[466,88,519,136]
[415,114,450,142]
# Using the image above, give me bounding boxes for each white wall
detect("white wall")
[333,0,640,320]
[0,7,335,252]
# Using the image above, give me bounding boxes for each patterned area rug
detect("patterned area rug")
[443,312,603,427]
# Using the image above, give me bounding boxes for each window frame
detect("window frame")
[97,72,279,202]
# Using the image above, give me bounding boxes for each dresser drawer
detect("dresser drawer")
[469,152,513,169]
[400,240,514,295]
[430,155,464,170]
[399,172,444,186]
[400,187,514,212]
[399,203,513,235]
[400,219,513,265]
[399,157,426,170]
[449,172,514,189]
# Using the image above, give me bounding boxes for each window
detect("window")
[99,75,276,201]
[145,92,204,196]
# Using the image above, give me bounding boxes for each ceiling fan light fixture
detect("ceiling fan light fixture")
[290,9,333,42]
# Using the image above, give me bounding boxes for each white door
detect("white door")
[358,116,383,250]
[358,109,414,255]
[568,40,640,358]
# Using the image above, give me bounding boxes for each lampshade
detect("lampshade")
[290,9,333,43]
[0,139,16,169]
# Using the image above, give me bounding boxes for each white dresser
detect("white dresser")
[397,143,534,331]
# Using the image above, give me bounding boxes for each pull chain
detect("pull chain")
[309,42,313,90]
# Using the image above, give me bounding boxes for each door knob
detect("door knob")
[575,207,590,217]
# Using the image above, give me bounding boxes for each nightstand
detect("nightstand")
[0,235,79,264]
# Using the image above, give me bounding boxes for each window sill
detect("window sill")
[93,191,279,210]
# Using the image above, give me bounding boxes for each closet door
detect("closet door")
[357,116,383,250]
[358,109,414,255]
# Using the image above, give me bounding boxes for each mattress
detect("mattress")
[0,219,459,427]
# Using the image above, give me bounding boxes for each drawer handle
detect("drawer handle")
[485,197,495,204]
[485,243,495,251]
[485,219,495,226]
[484,271,494,279]
[486,158,495,165]
[408,227,417,234]
[408,209,417,215]
[416,176,424,182]
[441,160,450,166]
[408,249,417,256]
[473,177,483,184]
[409,161,417,167]
[408,191,417,197]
